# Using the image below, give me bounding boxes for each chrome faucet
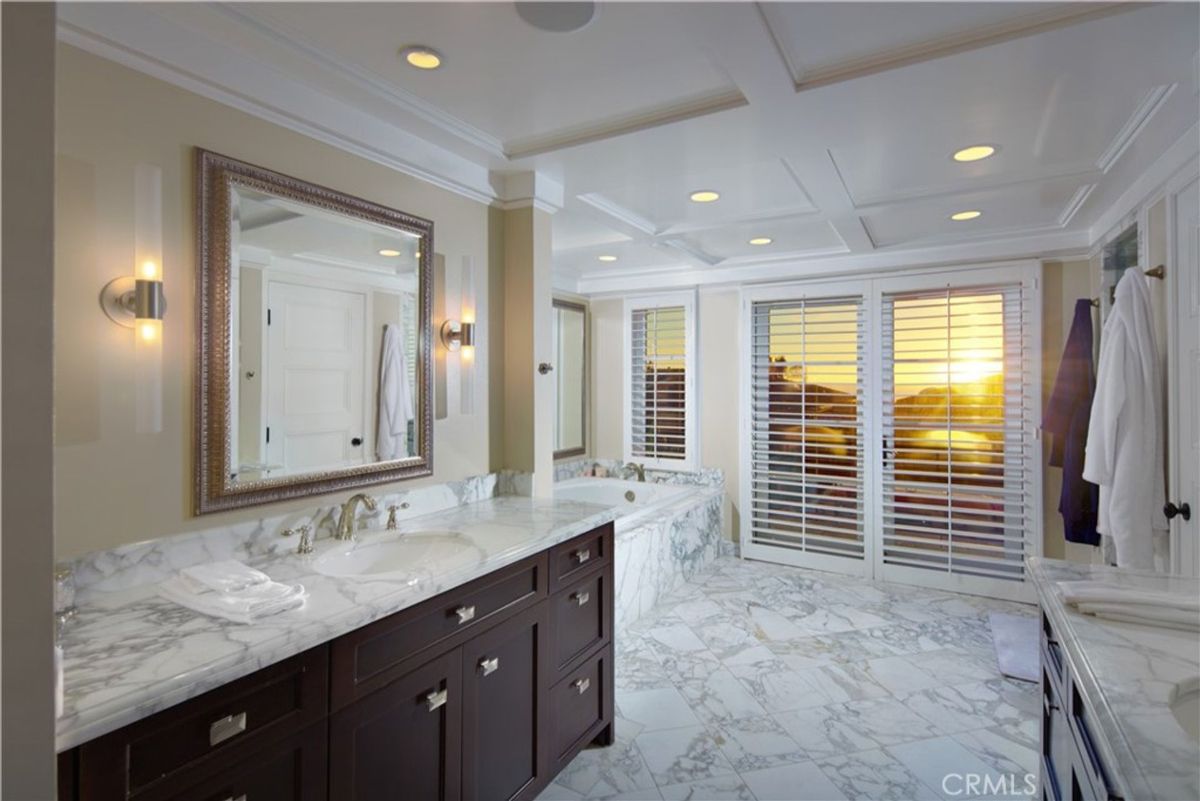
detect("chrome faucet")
[336,493,378,540]
[625,462,647,482]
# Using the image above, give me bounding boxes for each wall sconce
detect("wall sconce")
[100,164,165,434]
[439,257,476,415]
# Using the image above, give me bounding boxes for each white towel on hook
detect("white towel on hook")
[376,323,414,461]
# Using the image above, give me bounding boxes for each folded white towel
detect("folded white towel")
[1072,602,1200,632]
[159,576,307,624]
[179,560,271,594]
[1057,580,1200,613]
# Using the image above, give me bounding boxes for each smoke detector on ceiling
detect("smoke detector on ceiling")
[515,2,597,33]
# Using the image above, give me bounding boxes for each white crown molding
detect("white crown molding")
[759,2,1141,93]
[1089,121,1200,243]
[492,171,565,214]
[504,89,749,160]
[576,193,659,236]
[848,161,1103,212]
[213,3,506,159]
[576,225,1088,296]
[56,7,500,206]
[656,238,722,267]
[1095,83,1177,173]
[1057,183,1097,228]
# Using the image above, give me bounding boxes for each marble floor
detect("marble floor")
[537,555,1041,801]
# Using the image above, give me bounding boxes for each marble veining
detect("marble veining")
[1028,557,1200,801]
[68,472,502,599]
[57,496,619,750]
[555,459,724,489]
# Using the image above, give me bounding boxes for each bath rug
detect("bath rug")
[989,612,1039,683]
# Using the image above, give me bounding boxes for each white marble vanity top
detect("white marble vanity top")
[1028,558,1200,801]
[56,496,619,751]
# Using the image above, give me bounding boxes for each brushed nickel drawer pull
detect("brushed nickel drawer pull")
[454,605,476,624]
[574,548,591,565]
[571,591,590,607]
[209,712,247,746]
[222,795,247,801]
[425,688,448,711]
[479,657,500,676]
[572,677,591,695]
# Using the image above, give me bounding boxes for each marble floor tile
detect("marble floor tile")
[886,735,1009,799]
[657,775,757,800]
[904,647,1000,687]
[902,679,1034,734]
[634,725,738,787]
[536,782,586,801]
[554,718,656,798]
[739,760,850,801]
[953,722,1041,780]
[618,686,702,732]
[773,697,944,759]
[814,747,940,801]
[674,665,770,725]
[709,714,807,773]
[862,655,944,695]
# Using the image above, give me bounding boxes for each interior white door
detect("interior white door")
[741,281,871,577]
[266,280,367,475]
[1172,178,1199,577]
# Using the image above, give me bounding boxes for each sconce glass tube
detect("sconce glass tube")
[460,257,476,416]
[134,164,164,434]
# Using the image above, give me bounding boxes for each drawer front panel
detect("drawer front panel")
[333,553,547,708]
[549,525,613,594]
[552,564,611,676]
[79,647,328,800]
[164,722,327,801]
[549,646,611,766]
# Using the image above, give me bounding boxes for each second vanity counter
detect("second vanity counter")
[57,496,619,751]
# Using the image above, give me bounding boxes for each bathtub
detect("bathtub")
[554,477,691,530]
[554,475,724,629]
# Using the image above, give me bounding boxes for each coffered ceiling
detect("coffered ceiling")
[59,2,1200,294]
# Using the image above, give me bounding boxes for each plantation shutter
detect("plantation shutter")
[748,295,867,562]
[879,284,1036,584]
[629,304,690,465]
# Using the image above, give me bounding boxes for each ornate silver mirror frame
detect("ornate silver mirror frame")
[195,149,433,514]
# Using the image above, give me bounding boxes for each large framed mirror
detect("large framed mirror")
[552,298,587,459]
[195,149,433,513]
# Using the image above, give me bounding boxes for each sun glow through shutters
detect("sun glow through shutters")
[880,284,1036,584]
[749,296,866,560]
[627,295,695,469]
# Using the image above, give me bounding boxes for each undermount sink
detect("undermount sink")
[1169,676,1200,743]
[313,530,485,580]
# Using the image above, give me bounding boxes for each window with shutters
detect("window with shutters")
[624,293,697,470]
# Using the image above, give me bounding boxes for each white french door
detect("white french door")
[741,265,1041,600]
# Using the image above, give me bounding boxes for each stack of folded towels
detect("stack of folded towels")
[1058,580,1200,632]
[159,560,306,624]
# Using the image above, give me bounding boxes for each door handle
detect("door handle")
[209,712,247,746]
[571,591,590,607]
[425,688,448,711]
[1164,501,1191,521]
[454,605,476,624]
[479,657,500,676]
[572,677,591,695]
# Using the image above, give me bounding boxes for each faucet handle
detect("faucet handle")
[283,524,314,555]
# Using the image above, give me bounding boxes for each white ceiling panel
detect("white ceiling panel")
[676,216,845,261]
[861,174,1089,248]
[553,240,683,276]
[551,209,632,252]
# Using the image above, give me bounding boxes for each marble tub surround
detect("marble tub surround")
[538,554,1041,801]
[66,472,502,600]
[555,458,723,489]
[1029,558,1200,801]
[56,496,618,751]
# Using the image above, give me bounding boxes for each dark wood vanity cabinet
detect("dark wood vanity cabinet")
[60,524,614,801]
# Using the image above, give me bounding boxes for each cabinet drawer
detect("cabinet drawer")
[549,525,613,594]
[549,646,612,767]
[551,563,611,677]
[332,553,547,709]
[78,646,328,800]
[164,722,327,801]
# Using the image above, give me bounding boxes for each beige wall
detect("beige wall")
[593,260,1096,556]
[54,45,493,558]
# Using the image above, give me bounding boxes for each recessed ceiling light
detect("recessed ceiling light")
[748,237,773,246]
[400,46,443,70]
[378,248,402,257]
[597,255,618,262]
[689,190,720,203]
[952,145,996,162]
[950,210,982,221]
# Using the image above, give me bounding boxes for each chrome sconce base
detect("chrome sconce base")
[101,277,166,328]
[440,320,475,351]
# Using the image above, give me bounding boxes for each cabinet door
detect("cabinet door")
[461,603,550,801]
[330,650,462,801]
[166,722,327,801]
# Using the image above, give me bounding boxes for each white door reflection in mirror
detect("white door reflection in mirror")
[553,299,587,458]
[228,185,420,483]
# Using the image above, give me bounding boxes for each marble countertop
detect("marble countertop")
[1027,558,1200,801]
[56,496,619,751]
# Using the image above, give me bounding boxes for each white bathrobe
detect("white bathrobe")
[376,324,415,461]
[1082,269,1167,569]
